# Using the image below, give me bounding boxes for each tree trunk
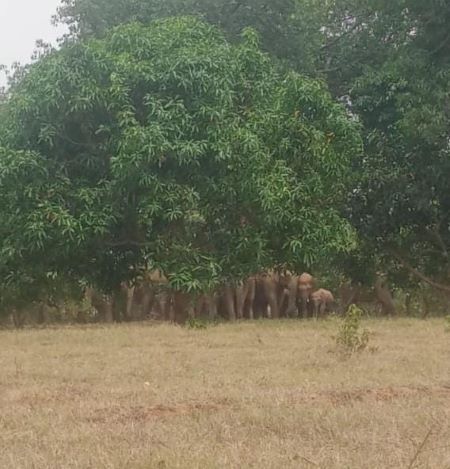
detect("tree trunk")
[37,303,51,325]
[156,292,169,321]
[422,294,430,319]
[235,282,247,320]
[167,296,175,322]
[124,285,135,321]
[141,287,155,320]
[339,282,361,314]
[173,292,190,324]
[374,276,396,316]
[103,295,114,323]
[11,309,25,328]
[404,292,412,316]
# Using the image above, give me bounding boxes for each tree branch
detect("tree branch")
[425,225,449,259]
[320,22,360,51]
[430,32,450,57]
[389,249,450,293]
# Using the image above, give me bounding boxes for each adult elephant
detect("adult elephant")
[221,277,257,321]
[252,270,297,319]
[122,269,174,321]
[235,277,256,320]
[297,273,315,319]
[195,292,219,320]
[278,272,299,318]
[255,271,282,319]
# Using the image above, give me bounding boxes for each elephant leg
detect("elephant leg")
[253,280,267,319]
[223,285,236,321]
[246,278,256,320]
[208,294,218,321]
[195,294,216,319]
[278,289,288,317]
[299,297,309,319]
[285,278,298,318]
[253,301,265,319]
[312,301,319,320]
[319,301,326,317]
[263,279,279,319]
[141,288,155,319]
[167,292,175,322]
[235,282,246,320]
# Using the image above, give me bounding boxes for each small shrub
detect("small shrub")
[336,304,370,353]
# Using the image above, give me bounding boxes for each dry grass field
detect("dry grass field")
[1,318,450,469]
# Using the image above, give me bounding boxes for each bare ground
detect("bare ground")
[1,318,449,468]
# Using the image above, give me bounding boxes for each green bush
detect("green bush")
[336,304,369,353]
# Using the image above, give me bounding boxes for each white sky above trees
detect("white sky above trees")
[0,0,67,86]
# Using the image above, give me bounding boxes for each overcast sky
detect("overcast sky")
[0,0,67,86]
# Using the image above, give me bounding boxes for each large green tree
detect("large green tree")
[10,0,450,296]
[0,17,360,299]
[328,1,450,291]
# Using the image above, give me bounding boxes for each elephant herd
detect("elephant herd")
[86,270,335,323]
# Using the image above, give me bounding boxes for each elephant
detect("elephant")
[235,277,256,320]
[297,272,314,319]
[84,287,115,322]
[278,272,299,318]
[195,292,219,320]
[256,271,283,319]
[118,269,174,321]
[310,288,335,318]
[338,276,396,316]
[221,277,257,321]
[252,270,302,319]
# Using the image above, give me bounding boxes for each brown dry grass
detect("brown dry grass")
[1,318,450,469]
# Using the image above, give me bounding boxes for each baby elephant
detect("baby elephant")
[310,289,335,318]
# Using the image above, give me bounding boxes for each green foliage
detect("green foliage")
[0,17,360,304]
[336,304,369,353]
[51,0,450,292]
[326,0,450,288]
[55,0,329,76]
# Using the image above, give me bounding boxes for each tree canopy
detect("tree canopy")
[55,0,329,75]
[0,17,360,297]
[3,0,450,300]
[328,1,450,290]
